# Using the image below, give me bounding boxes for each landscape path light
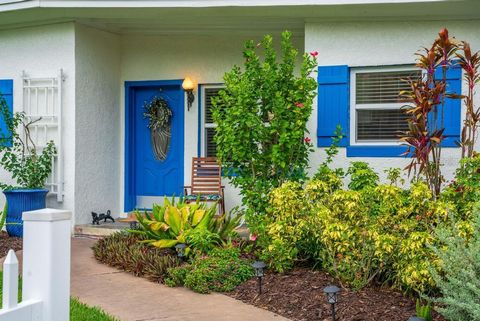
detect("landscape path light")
[175,243,187,260]
[323,285,340,321]
[251,261,266,295]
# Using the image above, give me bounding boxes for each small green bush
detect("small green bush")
[430,207,480,321]
[165,247,254,294]
[93,232,180,282]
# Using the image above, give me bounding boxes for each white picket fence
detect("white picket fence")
[0,208,72,321]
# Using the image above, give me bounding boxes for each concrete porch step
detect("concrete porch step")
[74,222,251,238]
[74,221,130,237]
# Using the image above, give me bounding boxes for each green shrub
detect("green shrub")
[93,232,180,282]
[165,247,254,294]
[429,207,480,321]
[212,31,318,230]
[261,174,454,293]
[442,154,480,220]
[346,161,379,191]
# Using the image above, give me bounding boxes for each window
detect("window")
[350,67,421,144]
[202,85,223,157]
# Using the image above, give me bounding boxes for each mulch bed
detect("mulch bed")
[227,267,444,321]
[0,231,22,258]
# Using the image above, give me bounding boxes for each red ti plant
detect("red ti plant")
[400,28,457,198]
[457,41,480,159]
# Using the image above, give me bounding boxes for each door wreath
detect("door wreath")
[143,95,173,161]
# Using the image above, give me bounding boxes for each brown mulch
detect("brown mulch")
[0,231,22,258]
[227,267,444,321]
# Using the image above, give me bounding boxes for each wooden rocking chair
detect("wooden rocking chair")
[184,157,226,215]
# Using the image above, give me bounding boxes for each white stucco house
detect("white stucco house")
[0,0,478,226]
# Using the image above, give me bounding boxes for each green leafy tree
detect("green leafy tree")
[212,31,318,230]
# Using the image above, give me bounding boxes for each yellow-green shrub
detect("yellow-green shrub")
[261,178,455,293]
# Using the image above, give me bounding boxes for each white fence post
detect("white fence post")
[2,250,19,309]
[22,208,72,321]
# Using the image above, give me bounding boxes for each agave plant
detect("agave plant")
[131,197,241,253]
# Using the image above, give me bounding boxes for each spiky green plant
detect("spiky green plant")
[416,299,432,321]
[130,197,241,254]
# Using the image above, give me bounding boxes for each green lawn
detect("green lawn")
[0,272,118,321]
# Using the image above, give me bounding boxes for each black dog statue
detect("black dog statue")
[91,210,115,225]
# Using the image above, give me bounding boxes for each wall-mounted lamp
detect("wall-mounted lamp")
[182,77,195,111]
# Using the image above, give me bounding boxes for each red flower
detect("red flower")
[310,51,318,57]
[295,102,304,108]
[249,234,257,241]
[304,137,311,144]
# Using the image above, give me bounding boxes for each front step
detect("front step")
[74,222,251,239]
[74,221,130,237]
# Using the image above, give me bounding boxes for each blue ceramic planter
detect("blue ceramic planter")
[3,189,48,237]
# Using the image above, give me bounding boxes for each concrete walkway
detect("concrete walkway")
[71,237,290,321]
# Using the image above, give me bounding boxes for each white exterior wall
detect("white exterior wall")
[119,33,304,214]
[74,24,121,224]
[2,18,479,225]
[0,23,76,217]
[305,19,480,183]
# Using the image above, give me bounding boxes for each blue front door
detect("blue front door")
[125,80,184,211]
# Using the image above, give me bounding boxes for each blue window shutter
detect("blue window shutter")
[0,80,13,147]
[317,65,349,147]
[433,65,462,147]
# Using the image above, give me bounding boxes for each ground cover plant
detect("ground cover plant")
[165,246,254,294]
[93,231,180,282]
[95,232,255,295]
[0,271,118,320]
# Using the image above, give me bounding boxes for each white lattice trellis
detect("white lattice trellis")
[22,70,64,202]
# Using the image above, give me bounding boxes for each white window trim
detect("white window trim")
[200,84,224,157]
[350,65,418,146]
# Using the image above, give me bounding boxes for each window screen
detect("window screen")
[354,69,420,142]
[204,87,222,157]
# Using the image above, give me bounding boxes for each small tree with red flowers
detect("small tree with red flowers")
[212,31,318,229]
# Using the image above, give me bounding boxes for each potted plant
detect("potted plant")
[0,94,56,237]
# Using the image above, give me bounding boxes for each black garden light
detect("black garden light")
[323,285,340,321]
[251,261,266,295]
[408,317,425,321]
[175,243,187,260]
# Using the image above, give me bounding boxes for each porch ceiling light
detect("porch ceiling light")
[182,77,195,111]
